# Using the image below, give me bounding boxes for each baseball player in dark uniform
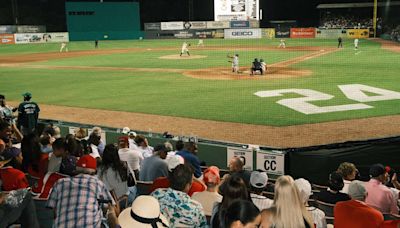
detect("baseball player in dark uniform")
[17,92,40,135]
[338,37,343,48]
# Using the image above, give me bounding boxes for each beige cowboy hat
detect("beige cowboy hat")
[118,195,169,228]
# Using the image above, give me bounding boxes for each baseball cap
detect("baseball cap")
[2,147,21,160]
[166,155,185,171]
[22,92,32,98]
[294,178,312,203]
[118,136,129,144]
[128,131,137,137]
[203,166,220,185]
[369,163,386,177]
[76,155,97,174]
[348,180,366,200]
[118,195,169,228]
[250,171,268,189]
[154,144,171,153]
[122,127,130,134]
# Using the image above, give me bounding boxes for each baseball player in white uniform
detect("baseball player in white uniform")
[59,42,68,52]
[278,39,286,48]
[227,54,239,73]
[197,39,204,47]
[180,42,190,56]
[354,38,359,50]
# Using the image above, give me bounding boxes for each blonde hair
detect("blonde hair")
[337,162,356,180]
[270,175,314,228]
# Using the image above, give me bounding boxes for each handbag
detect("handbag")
[126,162,137,187]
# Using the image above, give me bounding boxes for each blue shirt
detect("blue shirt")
[176,150,202,178]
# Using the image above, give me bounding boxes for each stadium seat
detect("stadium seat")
[34,199,54,228]
[136,181,153,195]
[316,200,335,224]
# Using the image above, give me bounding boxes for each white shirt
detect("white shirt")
[192,191,222,216]
[232,56,239,66]
[341,179,352,193]
[118,148,144,171]
[250,193,273,210]
[354,39,359,46]
[137,146,154,159]
[307,206,326,228]
[128,138,138,150]
[89,144,100,158]
[181,42,188,52]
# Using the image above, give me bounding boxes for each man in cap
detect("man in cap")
[0,147,29,191]
[17,92,40,135]
[365,163,398,214]
[176,141,203,179]
[192,166,222,216]
[127,131,138,150]
[118,136,143,178]
[47,155,115,227]
[250,170,273,210]
[334,180,384,228]
[151,163,207,227]
[139,144,170,182]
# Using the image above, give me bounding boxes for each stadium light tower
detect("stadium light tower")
[373,0,378,37]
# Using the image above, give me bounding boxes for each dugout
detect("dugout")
[65,1,142,41]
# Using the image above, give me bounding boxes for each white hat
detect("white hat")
[348,180,366,200]
[250,171,268,189]
[166,155,185,171]
[128,131,137,137]
[122,127,130,134]
[294,178,312,203]
[118,196,169,228]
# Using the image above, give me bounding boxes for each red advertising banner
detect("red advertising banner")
[0,34,15,44]
[290,28,316,38]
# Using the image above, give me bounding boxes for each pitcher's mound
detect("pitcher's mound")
[159,54,207,60]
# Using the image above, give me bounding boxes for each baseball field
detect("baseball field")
[0,38,400,147]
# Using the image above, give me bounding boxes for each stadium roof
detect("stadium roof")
[317,1,400,9]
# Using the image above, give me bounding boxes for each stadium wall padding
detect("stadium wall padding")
[65,2,142,41]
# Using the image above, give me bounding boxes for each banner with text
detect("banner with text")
[230,21,250,28]
[227,147,253,170]
[262,28,276,39]
[347,29,369,38]
[275,27,290,38]
[290,28,316,38]
[0,34,15,44]
[316,29,347,39]
[188,21,207,30]
[161,22,184,31]
[224,28,262,39]
[17,25,46,33]
[214,0,259,21]
[0,26,17,34]
[256,150,285,175]
[144,23,161,31]
[206,21,230,29]
[14,33,69,44]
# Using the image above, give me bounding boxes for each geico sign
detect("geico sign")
[232,31,253,36]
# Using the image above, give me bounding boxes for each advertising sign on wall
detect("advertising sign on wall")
[0,34,15,44]
[206,21,230,29]
[17,25,46,33]
[316,29,347,39]
[189,21,207,30]
[0,26,17,34]
[227,147,253,170]
[275,27,290,38]
[347,29,370,38]
[290,28,316,38]
[249,20,260,28]
[14,33,69,44]
[214,0,259,21]
[230,21,250,28]
[161,22,184,31]
[256,150,285,175]
[144,23,161,31]
[262,28,275,39]
[224,28,262,39]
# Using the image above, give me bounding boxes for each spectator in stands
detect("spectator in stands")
[260,175,314,228]
[223,200,261,228]
[151,163,207,227]
[17,92,40,135]
[334,180,384,228]
[211,174,250,228]
[98,144,128,200]
[127,131,138,150]
[166,139,183,160]
[47,137,77,176]
[23,133,49,178]
[365,163,399,214]
[249,170,273,210]
[337,162,358,193]
[0,188,40,228]
[118,195,169,228]
[192,166,223,216]
[118,136,143,179]
[91,126,105,154]
[74,127,87,141]
[40,133,53,153]
[88,132,102,159]
[139,144,169,182]
[0,121,12,154]
[177,141,203,179]
[226,156,251,187]
[65,133,83,157]
[135,135,154,158]
[295,178,326,228]
[47,155,116,227]
[0,147,29,191]
[0,94,17,125]
[150,155,206,196]
[314,171,351,204]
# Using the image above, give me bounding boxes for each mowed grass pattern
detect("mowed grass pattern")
[0,38,399,126]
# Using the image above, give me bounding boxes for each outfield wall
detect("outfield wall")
[40,119,400,185]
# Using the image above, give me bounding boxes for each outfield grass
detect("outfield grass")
[0,38,399,126]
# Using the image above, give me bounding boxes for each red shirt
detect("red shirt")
[0,166,29,191]
[334,199,384,228]
[28,153,49,178]
[150,177,206,196]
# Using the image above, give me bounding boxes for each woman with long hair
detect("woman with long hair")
[261,175,314,228]
[222,200,260,228]
[211,175,250,228]
[97,144,128,199]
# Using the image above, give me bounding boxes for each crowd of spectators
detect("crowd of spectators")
[390,25,400,42]
[320,13,381,29]
[1,92,400,228]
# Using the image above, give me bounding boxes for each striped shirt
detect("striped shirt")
[46,174,113,228]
